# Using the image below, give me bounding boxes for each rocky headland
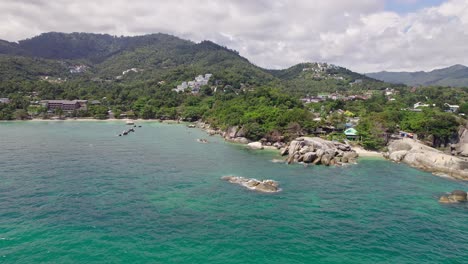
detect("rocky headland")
[195,123,360,166]
[221,176,281,193]
[385,138,468,180]
[195,122,468,179]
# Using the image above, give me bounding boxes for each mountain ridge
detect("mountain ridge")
[366,64,468,87]
[0,32,387,95]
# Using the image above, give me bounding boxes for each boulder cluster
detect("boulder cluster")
[221,176,281,193]
[280,137,358,166]
[439,190,468,204]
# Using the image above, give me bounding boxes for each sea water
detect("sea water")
[0,121,467,263]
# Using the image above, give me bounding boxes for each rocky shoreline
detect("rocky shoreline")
[194,121,468,180]
[194,122,360,166]
[385,138,468,180]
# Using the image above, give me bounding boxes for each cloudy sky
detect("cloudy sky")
[1,0,467,73]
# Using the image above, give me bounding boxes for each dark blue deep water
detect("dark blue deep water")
[0,121,467,263]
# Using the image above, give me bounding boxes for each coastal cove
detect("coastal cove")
[0,121,467,263]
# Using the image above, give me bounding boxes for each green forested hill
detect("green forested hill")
[15,32,194,62]
[268,62,390,95]
[0,32,386,95]
[0,55,70,81]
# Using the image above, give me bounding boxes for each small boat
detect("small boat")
[126,120,135,125]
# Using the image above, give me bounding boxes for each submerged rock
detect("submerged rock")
[271,159,286,164]
[450,190,467,202]
[439,196,452,203]
[221,176,281,193]
[439,190,467,203]
[439,190,468,203]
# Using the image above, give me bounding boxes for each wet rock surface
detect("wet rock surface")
[439,190,468,203]
[221,176,281,193]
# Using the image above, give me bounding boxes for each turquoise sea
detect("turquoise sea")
[0,121,467,263]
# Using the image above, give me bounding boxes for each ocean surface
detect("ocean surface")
[0,121,467,263]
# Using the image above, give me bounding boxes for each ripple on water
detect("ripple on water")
[0,122,467,263]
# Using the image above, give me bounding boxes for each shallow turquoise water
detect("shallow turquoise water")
[0,121,467,263]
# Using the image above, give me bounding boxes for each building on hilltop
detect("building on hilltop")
[173,74,212,93]
[0,98,10,104]
[413,102,435,109]
[444,103,460,113]
[69,65,88,74]
[122,68,141,75]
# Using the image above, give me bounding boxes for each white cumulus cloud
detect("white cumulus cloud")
[0,0,467,72]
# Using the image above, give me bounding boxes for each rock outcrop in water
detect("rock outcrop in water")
[439,190,468,203]
[221,176,281,193]
[280,137,358,166]
[385,138,468,180]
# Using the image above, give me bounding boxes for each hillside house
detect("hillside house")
[0,98,10,104]
[413,102,434,109]
[444,103,460,113]
[344,128,358,140]
[173,73,212,93]
[69,65,88,74]
[122,68,140,75]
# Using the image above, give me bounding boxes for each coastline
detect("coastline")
[6,118,466,180]
[0,118,183,124]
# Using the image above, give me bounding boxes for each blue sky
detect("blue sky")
[385,0,447,13]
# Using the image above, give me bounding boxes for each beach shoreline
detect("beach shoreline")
[3,119,385,159]
[0,118,183,124]
[352,146,384,158]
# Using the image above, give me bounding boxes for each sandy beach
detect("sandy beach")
[352,146,384,158]
[26,118,182,123]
